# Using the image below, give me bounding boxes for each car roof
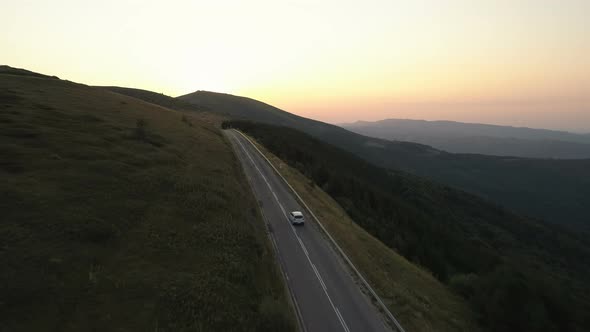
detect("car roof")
[291,211,303,216]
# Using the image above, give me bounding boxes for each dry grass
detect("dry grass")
[245,133,481,332]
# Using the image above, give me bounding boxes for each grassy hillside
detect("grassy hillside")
[0,70,295,331]
[226,120,590,332]
[243,132,481,332]
[179,91,590,230]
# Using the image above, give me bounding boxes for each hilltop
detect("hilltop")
[102,86,207,113]
[0,65,60,80]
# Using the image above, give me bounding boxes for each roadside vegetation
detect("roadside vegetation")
[238,132,481,331]
[0,69,295,331]
[224,120,590,332]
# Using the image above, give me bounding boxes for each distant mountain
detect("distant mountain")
[345,119,590,143]
[342,119,590,159]
[179,92,590,230]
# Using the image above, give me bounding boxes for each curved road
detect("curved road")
[225,130,391,332]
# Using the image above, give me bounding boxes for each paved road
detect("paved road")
[225,130,391,332]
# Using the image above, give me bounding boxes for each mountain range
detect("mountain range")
[341,119,590,159]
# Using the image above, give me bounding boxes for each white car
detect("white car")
[288,211,305,225]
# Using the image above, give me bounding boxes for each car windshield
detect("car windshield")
[295,215,303,219]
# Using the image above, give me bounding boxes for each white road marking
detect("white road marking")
[231,131,350,332]
[312,263,328,291]
[337,308,352,332]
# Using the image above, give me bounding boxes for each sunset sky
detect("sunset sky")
[2,0,589,131]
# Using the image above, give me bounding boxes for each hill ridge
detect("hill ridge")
[179,91,590,230]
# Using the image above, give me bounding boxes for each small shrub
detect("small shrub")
[74,219,117,243]
[33,103,55,110]
[181,115,193,127]
[135,118,147,140]
[449,273,478,298]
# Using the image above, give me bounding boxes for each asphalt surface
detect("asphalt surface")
[225,130,391,332]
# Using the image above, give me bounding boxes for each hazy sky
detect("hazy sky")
[2,0,589,131]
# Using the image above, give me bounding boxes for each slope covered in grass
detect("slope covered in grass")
[226,120,590,332]
[179,90,302,126]
[180,91,590,231]
[103,86,207,114]
[0,70,294,331]
[243,131,481,332]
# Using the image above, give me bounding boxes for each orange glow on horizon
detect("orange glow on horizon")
[1,0,589,131]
